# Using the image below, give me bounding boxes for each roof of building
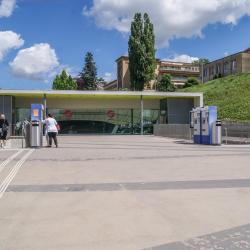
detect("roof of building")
[116,56,198,66]
[0,89,202,100]
[104,79,117,86]
[204,48,250,66]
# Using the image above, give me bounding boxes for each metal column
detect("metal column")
[140,95,144,135]
[43,94,47,119]
[131,109,134,135]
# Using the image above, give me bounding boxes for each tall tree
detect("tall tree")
[128,13,156,91]
[79,52,97,90]
[52,70,77,90]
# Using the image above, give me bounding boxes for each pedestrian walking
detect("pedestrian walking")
[45,114,58,148]
[0,114,9,149]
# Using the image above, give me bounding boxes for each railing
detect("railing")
[160,67,200,73]
[222,121,250,144]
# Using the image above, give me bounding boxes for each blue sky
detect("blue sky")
[0,0,250,90]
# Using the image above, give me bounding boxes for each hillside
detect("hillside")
[180,73,250,122]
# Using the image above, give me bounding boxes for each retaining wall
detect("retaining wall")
[154,124,192,140]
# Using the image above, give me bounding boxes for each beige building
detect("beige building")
[104,56,200,90]
[203,48,250,82]
[103,79,118,91]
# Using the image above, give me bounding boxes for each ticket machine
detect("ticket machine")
[30,104,44,148]
[190,106,221,145]
[191,107,201,144]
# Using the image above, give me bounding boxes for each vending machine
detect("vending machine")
[190,107,201,144]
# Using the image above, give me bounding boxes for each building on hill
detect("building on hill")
[74,77,104,90]
[103,80,118,91]
[104,56,200,91]
[203,48,250,83]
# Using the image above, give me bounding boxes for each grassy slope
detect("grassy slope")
[180,73,250,122]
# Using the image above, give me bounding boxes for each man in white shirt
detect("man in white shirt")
[45,114,58,147]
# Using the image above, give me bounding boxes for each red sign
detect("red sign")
[63,110,73,119]
[107,110,116,119]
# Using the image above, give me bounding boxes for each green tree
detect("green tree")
[193,58,210,65]
[157,74,176,92]
[184,77,200,88]
[79,52,97,90]
[52,70,77,90]
[128,13,156,91]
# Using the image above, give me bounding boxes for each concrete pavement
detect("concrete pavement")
[0,135,250,249]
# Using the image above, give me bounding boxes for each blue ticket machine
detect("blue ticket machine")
[190,106,218,145]
[30,104,44,147]
[191,107,201,144]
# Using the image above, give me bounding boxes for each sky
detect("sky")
[1,0,250,90]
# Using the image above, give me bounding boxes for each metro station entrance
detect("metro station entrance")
[6,90,202,137]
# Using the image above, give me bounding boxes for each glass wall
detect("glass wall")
[15,108,160,135]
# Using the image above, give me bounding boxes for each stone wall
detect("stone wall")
[154,124,192,140]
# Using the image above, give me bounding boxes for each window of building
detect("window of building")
[232,59,237,71]
[223,62,230,74]
[216,64,220,74]
[204,68,208,77]
[210,67,214,75]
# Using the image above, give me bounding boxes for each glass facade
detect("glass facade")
[15,108,160,135]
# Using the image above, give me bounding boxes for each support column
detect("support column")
[201,63,204,84]
[140,95,144,135]
[131,109,134,135]
[43,94,47,119]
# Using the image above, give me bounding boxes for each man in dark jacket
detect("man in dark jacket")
[0,114,9,149]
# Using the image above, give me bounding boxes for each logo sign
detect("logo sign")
[63,110,73,119]
[107,110,116,119]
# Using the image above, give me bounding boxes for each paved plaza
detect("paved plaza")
[0,135,250,249]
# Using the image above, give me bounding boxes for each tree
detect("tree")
[193,58,210,65]
[184,77,200,88]
[157,74,176,92]
[128,13,156,91]
[52,70,77,90]
[79,52,97,90]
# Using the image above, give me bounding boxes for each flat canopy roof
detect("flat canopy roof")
[0,90,202,100]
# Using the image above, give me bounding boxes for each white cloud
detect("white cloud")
[0,31,24,60]
[164,54,199,63]
[10,43,60,81]
[103,72,114,82]
[0,0,16,17]
[84,0,250,48]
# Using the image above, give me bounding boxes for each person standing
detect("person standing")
[0,114,9,149]
[45,114,58,148]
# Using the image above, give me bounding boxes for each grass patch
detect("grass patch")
[180,73,250,122]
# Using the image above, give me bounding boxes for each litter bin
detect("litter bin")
[212,120,222,145]
[30,120,42,147]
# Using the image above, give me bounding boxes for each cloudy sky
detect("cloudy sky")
[1,0,250,89]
